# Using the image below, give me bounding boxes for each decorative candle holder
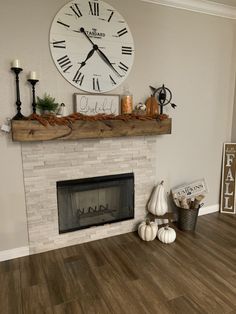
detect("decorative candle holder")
[28,79,39,114]
[11,67,25,120]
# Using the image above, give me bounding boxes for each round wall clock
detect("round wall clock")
[49,0,135,93]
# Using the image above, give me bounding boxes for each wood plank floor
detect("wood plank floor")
[0,212,236,314]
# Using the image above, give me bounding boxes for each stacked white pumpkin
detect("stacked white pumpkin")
[138,181,176,244]
[148,181,168,216]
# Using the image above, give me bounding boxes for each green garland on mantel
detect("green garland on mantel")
[26,113,169,127]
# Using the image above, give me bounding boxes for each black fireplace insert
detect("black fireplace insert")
[57,173,134,233]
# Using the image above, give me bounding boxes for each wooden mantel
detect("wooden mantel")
[11,118,171,142]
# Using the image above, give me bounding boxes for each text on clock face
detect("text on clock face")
[50,0,135,93]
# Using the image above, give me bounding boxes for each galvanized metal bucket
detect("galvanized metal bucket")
[177,206,199,231]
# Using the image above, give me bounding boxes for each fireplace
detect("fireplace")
[57,173,134,233]
[21,138,155,253]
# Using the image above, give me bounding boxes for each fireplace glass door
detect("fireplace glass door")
[57,173,134,233]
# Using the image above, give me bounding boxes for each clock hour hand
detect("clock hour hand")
[78,48,95,71]
[79,27,122,77]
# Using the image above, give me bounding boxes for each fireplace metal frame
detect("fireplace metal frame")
[56,173,135,234]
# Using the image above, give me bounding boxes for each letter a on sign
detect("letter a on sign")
[220,143,236,214]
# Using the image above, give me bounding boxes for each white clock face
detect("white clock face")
[49,0,135,93]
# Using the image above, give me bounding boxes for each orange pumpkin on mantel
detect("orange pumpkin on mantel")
[145,96,159,116]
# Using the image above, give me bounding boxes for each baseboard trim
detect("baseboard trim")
[140,0,236,19]
[0,246,29,262]
[199,204,219,216]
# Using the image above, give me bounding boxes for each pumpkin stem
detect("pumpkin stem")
[160,180,164,185]
[164,224,169,230]
[146,218,151,225]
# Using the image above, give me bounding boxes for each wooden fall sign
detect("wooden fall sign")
[220,143,236,214]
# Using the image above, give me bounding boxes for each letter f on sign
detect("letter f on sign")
[226,153,235,167]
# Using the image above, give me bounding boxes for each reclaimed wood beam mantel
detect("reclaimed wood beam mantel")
[11,118,171,142]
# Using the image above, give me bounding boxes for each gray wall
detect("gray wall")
[0,0,235,251]
[231,78,236,141]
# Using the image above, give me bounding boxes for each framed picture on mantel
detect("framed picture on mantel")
[74,93,120,116]
[220,143,236,214]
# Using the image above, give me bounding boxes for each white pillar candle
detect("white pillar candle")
[11,59,21,68]
[29,71,37,80]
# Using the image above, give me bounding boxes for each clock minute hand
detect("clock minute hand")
[96,49,122,77]
[79,27,96,46]
[79,27,122,77]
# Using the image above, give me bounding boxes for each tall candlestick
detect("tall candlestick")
[11,65,25,120]
[11,59,21,68]
[28,78,39,114]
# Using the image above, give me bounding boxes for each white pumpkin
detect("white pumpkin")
[138,219,158,241]
[157,225,176,244]
[148,181,168,216]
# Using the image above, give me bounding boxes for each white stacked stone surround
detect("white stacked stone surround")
[21,137,157,254]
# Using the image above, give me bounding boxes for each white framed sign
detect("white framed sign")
[74,93,120,116]
[172,179,208,200]
[220,143,236,214]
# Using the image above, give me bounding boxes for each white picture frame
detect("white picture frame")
[172,179,208,200]
[74,93,120,116]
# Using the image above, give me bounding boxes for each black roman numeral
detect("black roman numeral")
[57,55,73,72]
[73,71,84,85]
[52,40,66,49]
[118,62,129,72]
[57,20,70,28]
[89,1,99,16]
[93,78,100,91]
[117,28,128,37]
[122,46,132,55]
[108,11,114,22]
[70,3,83,18]
[109,75,116,85]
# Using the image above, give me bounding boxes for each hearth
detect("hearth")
[57,173,134,233]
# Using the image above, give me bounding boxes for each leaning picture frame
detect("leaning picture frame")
[74,93,120,116]
[172,179,208,200]
[220,143,236,214]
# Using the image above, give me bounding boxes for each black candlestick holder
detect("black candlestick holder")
[28,79,39,114]
[11,67,25,120]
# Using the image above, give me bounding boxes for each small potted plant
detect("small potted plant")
[36,93,59,116]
